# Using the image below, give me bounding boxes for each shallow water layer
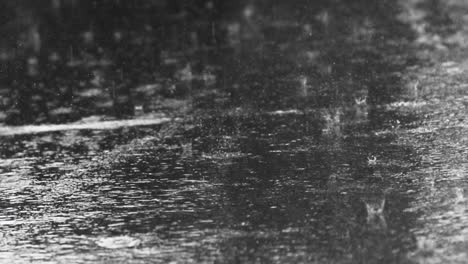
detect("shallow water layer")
[0,110,414,263]
[1,0,468,263]
[1,99,463,263]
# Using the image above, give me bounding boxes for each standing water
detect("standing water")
[1,0,468,263]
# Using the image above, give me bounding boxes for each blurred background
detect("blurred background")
[0,0,412,125]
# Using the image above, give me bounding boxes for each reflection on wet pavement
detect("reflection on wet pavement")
[0,107,421,263]
[0,0,468,263]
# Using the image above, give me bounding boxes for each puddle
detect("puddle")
[1,0,468,263]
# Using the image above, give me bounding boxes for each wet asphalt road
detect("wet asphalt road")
[1,0,468,263]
